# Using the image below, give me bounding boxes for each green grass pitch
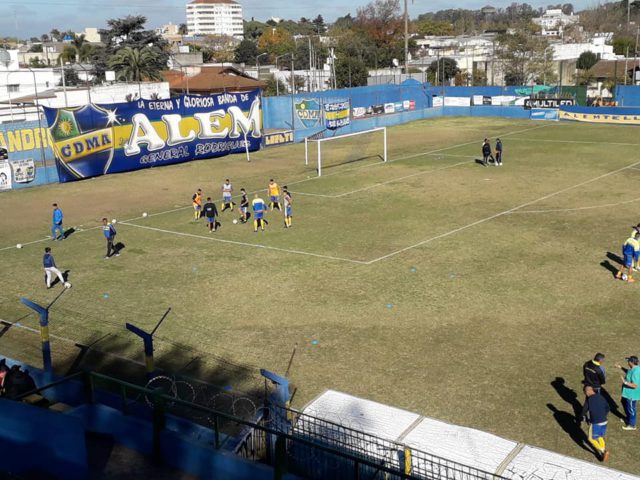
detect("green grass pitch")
[1,116,639,473]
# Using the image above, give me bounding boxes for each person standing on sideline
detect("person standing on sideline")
[252,193,267,232]
[616,231,640,282]
[583,353,607,392]
[239,188,249,223]
[481,139,495,166]
[51,203,64,240]
[221,179,234,212]
[283,187,293,228]
[192,189,202,221]
[203,197,218,233]
[581,386,610,461]
[616,355,640,431]
[102,218,119,259]
[495,138,503,166]
[268,179,281,211]
[43,247,71,289]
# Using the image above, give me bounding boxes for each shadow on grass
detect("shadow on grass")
[551,377,583,418]
[546,403,598,458]
[47,269,71,288]
[62,227,76,240]
[601,387,625,420]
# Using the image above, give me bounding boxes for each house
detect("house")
[163,66,265,95]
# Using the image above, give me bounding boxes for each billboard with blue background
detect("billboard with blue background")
[43,90,262,183]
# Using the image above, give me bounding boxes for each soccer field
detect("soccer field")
[1,116,640,473]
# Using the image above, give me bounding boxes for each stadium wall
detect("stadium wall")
[615,85,640,107]
[0,120,59,190]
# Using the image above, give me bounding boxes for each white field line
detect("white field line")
[119,221,368,265]
[365,159,640,264]
[291,160,469,199]
[510,196,640,214]
[333,161,469,198]
[0,123,548,254]
[508,137,640,147]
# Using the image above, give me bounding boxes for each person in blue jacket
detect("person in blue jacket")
[51,203,64,240]
[102,218,119,259]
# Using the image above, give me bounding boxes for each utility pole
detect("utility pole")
[404,0,409,75]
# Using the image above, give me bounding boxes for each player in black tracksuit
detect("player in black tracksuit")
[482,139,495,166]
[203,198,218,232]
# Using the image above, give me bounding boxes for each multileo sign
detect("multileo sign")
[524,98,575,109]
[43,90,262,183]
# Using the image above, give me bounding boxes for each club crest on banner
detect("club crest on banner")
[294,99,321,128]
[49,104,116,179]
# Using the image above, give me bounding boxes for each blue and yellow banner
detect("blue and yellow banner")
[324,100,351,129]
[559,106,640,125]
[43,90,262,183]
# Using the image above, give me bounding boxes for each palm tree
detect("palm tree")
[71,34,86,63]
[108,46,164,82]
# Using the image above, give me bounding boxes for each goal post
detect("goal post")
[304,127,387,176]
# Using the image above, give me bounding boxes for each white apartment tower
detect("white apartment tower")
[186,0,244,39]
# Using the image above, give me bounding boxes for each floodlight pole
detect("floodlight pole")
[26,66,49,183]
[125,307,171,378]
[20,289,68,373]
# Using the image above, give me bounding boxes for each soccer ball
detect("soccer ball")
[64,282,72,289]
[233,219,238,224]
[112,219,117,224]
[142,212,148,217]
[622,273,628,281]
[16,244,22,249]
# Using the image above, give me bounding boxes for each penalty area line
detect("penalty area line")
[120,221,368,265]
[365,159,640,264]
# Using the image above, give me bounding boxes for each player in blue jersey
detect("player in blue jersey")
[252,193,267,232]
[283,187,293,228]
[616,231,640,282]
[51,203,64,240]
[102,218,119,259]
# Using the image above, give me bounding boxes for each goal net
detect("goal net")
[304,127,387,176]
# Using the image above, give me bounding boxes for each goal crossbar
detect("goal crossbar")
[304,127,387,176]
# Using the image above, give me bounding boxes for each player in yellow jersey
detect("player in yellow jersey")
[192,189,202,221]
[283,187,293,228]
[616,231,640,282]
[268,179,281,211]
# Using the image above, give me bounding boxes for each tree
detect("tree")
[50,29,62,42]
[427,57,459,82]
[613,36,634,56]
[28,57,47,68]
[94,15,169,81]
[335,57,368,88]
[234,39,258,64]
[244,20,267,40]
[415,19,454,36]
[257,28,295,61]
[28,44,43,53]
[496,30,549,85]
[178,23,188,35]
[576,51,598,71]
[312,15,326,33]
[200,35,236,62]
[59,46,77,64]
[262,75,287,96]
[58,68,81,86]
[71,34,86,63]
[109,46,165,82]
[333,14,354,30]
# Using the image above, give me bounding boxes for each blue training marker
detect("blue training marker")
[448,272,456,279]
[311,340,319,345]
[192,266,198,272]
[386,303,394,309]
[409,267,417,273]
[103,293,110,299]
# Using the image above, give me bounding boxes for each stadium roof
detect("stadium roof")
[163,66,265,94]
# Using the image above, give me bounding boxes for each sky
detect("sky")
[1,0,598,40]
